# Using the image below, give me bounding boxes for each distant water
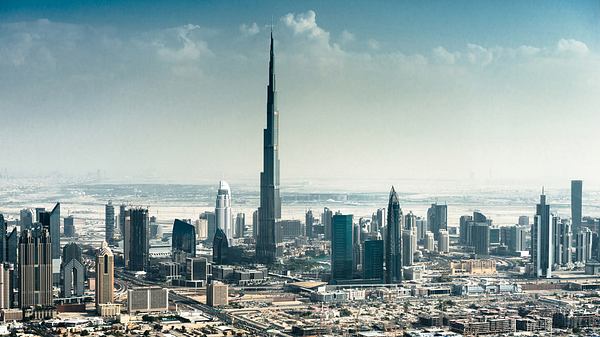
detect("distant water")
[1,178,600,230]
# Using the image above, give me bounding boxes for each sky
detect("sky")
[0,1,599,188]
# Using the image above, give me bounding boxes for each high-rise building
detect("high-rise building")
[235,213,245,238]
[385,187,402,284]
[424,231,435,251]
[322,207,333,241]
[256,33,282,264]
[19,229,52,308]
[64,215,75,237]
[552,216,572,266]
[0,264,11,309]
[172,219,196,261]
[438,229,450,253]
[215,181,233,244]
[118,204,127,240]
[402,229,416,266]
[207,281,228,307]
[518,216,529,227]
[252,210,259,240]
[200,211,216,243]
[0,214,6,263]
[363,239,383,280]
[127,287,168,314]
[427,203,447,240]
[459,215,473,245]
[575,228,593,263]
[61,243,84,298]
[38,203,61,285]
[186,257,209,283]
[501,226,526,253]
[471,223,490,255]
[20,209,33,231]
[375,208,386,234]
[126,208,149,271]
[571,180,583,232]
[331,214,353,282]
[532,191,552,278]
[213,228,229,265]
[95,242,114,309]
[105,201,115,244]
[305,210,315,238]
[416,217,427,242]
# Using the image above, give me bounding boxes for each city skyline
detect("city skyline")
[1,2,599,185]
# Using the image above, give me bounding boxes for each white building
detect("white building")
[215,181,234,245]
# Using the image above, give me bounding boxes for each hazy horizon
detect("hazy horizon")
[1,1,599,185]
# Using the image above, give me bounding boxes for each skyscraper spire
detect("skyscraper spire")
[256,32,281,264]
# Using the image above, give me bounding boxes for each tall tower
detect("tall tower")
[331,214,353,282]
[256,32,281,264]
[19,229,53,308]
[96,241,114,309]
[215,181,233,244]
[571,180,582,232]
[385,187,402,284]
[125,208,149,271]
[105,201,115,244]
[532,190,552,278]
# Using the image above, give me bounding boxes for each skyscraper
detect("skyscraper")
[213,227,229,265]
[532,191,552,278]
[322,207,333,241]
[385,187,402,284]
[118,204,127,240]
[305,210,315,238]
[402,229,416,266]
[438,229,450,253]
[363,239,383,280]
[553,216,572,266]
[38,203,61,285]
[0,214,6,263]
[105,201,115,244]
[61,243,84,298]
[215,181,233,244]
[64,215,75,237]
[571,180,582,232]
[19,229,52,308]
[256,32,281,264]
[575,227,593,263]
[331,214,353,282]
[20,209,33,231]
[126,208,149,271]
[235,213,246,238]
[172,219,196,261]
[471,223,490,255]
[95,241,114,309]
[427,203,447,241]
[0,264,11,309]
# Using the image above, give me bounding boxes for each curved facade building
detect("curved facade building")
[172,219,196,259]
[215,181,233,245]
[213,227,229,265]
[385,187,403,284]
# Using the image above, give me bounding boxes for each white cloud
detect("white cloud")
[240,22,260,36]
[556,38,589,56]
[367,39,380,50]
[465,43,494,66]
[153,24,211,63]
[282,10,327,39]
[432,46,459,64]
[340,30,355,44]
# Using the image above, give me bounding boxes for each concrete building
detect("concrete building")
[572,180,583,231]
[105,201,115,244]
[127,287,168,314]
[207,281,228,307]
[438,229,450,253]
[19,229,52,308]
[95,241,114,310]
[215,181,234,244]
[424,231,435,251]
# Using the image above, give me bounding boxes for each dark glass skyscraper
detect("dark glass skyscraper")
[331,214,353,282]
[0,214,6,263]
[385,187,402,284]
[19,228,52,308]
[363,239,384,281]
[126,208,149,272]
[213,227,229,265]
[571,180,582,231]
[256,32,281,264]
[532,191,552,278]
[38,203,61,285]
[172,219,196,259]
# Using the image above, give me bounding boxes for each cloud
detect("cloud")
[465,43,494,66]
[153,24,211,63]
[340,30,355,44]
[556,38,589,56]
[432,46,459,64]
[367,39,380,50]
[240,22,260,36]
[282,10,327,39]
